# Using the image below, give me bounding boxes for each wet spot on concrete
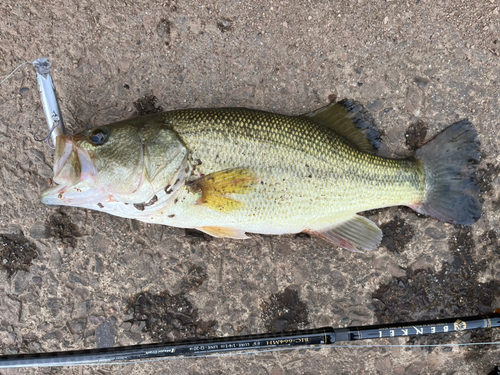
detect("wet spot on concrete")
[49,212,83,248]
[414,76,430,90]
[0,232,37,277]
[380,215,414,253]
[217,18,233,33]
[373,226,500,352]
[184,229,212,242]
[261,287,309,332]
[126,291,216,342]
[181,264,207,292]
[405,120,428,151]
[328,93,337,103]
[475,163,499,196]
[134,95,163,116]
[157,18,171,45]
[480,230,499,255]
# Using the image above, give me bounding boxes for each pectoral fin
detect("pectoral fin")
[307,215,382,252]
[198,226,249,239]
[187,168,258,212]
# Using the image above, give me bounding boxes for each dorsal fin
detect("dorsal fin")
[301,99,381,154]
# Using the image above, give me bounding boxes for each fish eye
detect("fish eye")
[88,128,108,146]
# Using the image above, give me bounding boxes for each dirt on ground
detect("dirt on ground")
[1,1,500,374]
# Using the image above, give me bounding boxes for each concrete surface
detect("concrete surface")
[0,0,499,374]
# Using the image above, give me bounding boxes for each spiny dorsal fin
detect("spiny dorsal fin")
[302,99,381,154]
[307,214,382,252]
[187,168,258,212]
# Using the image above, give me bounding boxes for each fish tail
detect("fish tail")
[412,120,482,225]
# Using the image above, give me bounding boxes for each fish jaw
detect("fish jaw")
[40,180,109,207]
[42,134,104,206]
[52,134,99,186]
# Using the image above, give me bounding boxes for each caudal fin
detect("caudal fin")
[413,120,482,225]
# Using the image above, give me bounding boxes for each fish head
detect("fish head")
[41,116,188,207]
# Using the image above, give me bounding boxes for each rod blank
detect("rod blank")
[1,313,499,368]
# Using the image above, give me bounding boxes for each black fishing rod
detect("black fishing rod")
[1,311,499,368]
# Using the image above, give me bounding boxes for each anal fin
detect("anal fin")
[307,215,382,252]
[198,226,249,239]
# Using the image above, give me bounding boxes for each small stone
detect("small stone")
[221,323,234,335]
[425,227,446,240]
[29,222,50,239]
[120,322,132,330]
[217,18,233,33]
[75,287,89,299]
[19,87,29,94]
[96,320,117,348]
[367,99,383,112]
[274,319,289,331]
[0,227,22,236]
[330,270,347,291]
[414,76,430,90]
[124,330,142,343]
[75,300,91,316]
[50,249,62,268]
[393,364,405,375]
[0,331,15,346]
[47,298,61,317]
[27,149,45,164]
[388,264,406,278]
[55,331,64,341]
[37,164,53,179]
[28,341,41,352]
[69,273,89,287]
[406,85,423,114]
[13,270,31,294]
[88,315,106,325]
[0,295,21,325]
[32,276,42,285]
[375,356,392,372]
[68,318,87,334]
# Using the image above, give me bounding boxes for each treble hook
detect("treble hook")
[33,113,61,149]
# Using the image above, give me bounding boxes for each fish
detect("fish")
[40,99,482,252]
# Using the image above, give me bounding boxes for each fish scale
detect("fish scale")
[161,108,425,233]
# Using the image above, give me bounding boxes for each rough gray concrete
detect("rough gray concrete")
[0,0,499,374]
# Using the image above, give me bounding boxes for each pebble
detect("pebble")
[13,270,31,294]
[96,318,117,348]
[68,318,87,334]
[29,222,50,240]
[0,295,21,325]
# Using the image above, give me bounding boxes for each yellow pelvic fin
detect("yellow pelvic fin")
[187,168,258,212]
[198,226,249,239]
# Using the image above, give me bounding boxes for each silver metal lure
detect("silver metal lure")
[33,58,65,146]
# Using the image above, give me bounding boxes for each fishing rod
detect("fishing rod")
[1,311,499,368]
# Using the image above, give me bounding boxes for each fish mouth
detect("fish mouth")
[40,180,108,206]
[41,135,101,206]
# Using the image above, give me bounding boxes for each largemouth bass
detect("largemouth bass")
[40,100,481,252]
